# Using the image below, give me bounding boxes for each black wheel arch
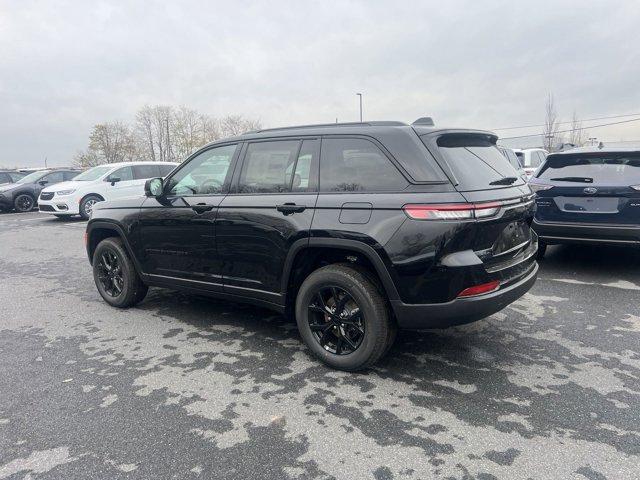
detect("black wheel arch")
[282,238,401,313]
[86,221,144,276]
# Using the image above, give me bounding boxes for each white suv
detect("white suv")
[38,161,178,219]
[513,148,548,178]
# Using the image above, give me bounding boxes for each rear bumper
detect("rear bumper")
[533,219,640,245]
[390,262,538,329]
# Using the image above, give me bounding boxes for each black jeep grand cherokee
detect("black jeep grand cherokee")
[86,121,538,370]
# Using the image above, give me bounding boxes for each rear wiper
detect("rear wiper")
[489,177,518,185]
[549,177,593,183]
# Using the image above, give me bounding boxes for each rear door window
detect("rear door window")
[42,172,64,184]
[238,140,300,193]
[537,154,640,185]
[107,167,133,182]
[320,138,408,192]
[158,164,175,177]
[430,134,525,191]
[132,165,160,180]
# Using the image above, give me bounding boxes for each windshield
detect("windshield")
[16,171,46,184]
[433,134,525,191]
[73,165,112,181]
[537,154,640,185]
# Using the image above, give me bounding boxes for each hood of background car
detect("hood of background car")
[42,180,86,192]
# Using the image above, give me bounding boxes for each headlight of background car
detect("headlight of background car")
[55,189,76,196]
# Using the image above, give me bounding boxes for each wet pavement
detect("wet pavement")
[1,211,639,479]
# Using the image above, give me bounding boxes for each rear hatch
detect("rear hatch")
[534,152,640,225]
[419,131,537,275]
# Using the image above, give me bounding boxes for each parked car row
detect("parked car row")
[0,162,178,216]
[38,162,178,219]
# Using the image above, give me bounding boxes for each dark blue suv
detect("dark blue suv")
[530,146,640,257]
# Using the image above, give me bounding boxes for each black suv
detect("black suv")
[0,168,80,212]
[529,146,640,257]
[86,121,538,370]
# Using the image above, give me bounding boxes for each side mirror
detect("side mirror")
[109,177,121,186]
[38,180,48,186]
[145,177,164,197]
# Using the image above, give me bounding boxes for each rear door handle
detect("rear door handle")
[191,203,214,214]
[276,203,306,215]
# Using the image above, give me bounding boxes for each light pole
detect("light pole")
[356,93,363,122]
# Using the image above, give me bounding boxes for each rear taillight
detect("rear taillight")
[403,202,501,221]
[457,280,500,298]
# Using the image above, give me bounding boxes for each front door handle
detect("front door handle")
[191,203,214,214]
[276,203,306,215]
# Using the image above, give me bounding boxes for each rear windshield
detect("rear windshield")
[430,134,525,190]
[537,154,640,185]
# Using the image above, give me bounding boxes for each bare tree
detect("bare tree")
[74,122,136,167]
[219,115,261,137]
[569,110,585,146]
[134,105,174,162]
[542,93,560,152]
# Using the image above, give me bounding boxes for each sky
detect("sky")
[1,0,640,167]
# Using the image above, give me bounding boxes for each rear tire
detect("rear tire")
[13,194,35,213]
[93,237,148,308]
[537,240,547,260]
[80,195,102,220]
[295,264,394,371]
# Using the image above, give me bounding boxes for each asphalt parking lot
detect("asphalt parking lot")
[0,211,639,479]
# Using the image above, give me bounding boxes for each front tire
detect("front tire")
[80,195,102,220]
[93,237,148,308]
[14,194,35,213]
[295,264,395,371]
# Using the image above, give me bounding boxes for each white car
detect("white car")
[513,148,548,178]
[38,161,178,219]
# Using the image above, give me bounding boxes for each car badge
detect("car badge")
[583,187,597,195]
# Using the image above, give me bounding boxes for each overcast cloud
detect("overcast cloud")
[1,0,639,167]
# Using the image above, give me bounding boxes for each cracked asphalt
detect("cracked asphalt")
[0,210,639,479]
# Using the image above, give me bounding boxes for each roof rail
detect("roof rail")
[244,121,406,135]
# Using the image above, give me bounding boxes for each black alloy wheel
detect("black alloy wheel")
[308,286,365,355]
[14,194,34,212]
[96,249,125,298]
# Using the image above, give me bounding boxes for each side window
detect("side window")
[132,165,159,180]
[320,138,407,192]
[9,173,24,182]
[42,172,64,184]
[106,167,133,182]
[238,141,300,193]
[158,164,175,177]
[63,171,78,181]
[285,140,319,192]
[167,144,237,196]
[0,173,10,183]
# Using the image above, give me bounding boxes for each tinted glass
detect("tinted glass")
[107,167,133,182]
[16,171,46,184]
[239,141,300,193]
[9,172,25,182]
[74,166,111,181]
[158,164,175,177]
[285,140,318,192]
[167,144,237,196]
[320,138,407,192]
[0,173,11,184]
[502,148,523,170]
[42,172,64,184]
[132,165,159,180]
[435,134,524,190]
[63,171,79,181]
[538,154,640,185]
